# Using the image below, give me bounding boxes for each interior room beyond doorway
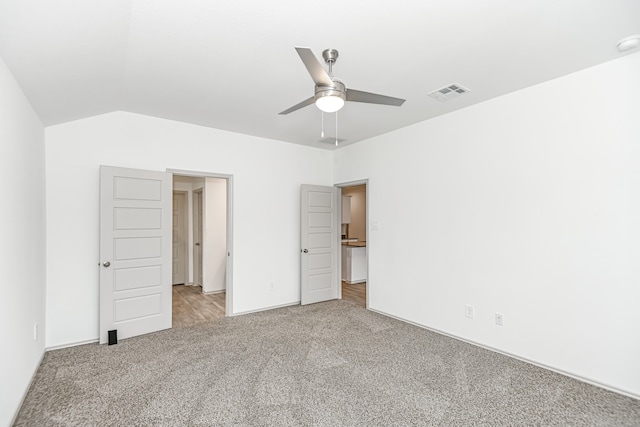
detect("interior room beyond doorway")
[172,174,228,326]
[341,183,367,308]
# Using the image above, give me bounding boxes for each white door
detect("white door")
[300,184,338,305]
[172,192,187,285]
[99,166,172,344]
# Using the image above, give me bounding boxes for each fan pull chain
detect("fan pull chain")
[321,112,324,138]
[335,111,338,146]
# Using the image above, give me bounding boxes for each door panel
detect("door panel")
[309,212,332,227]
[114,266,162,291]
[309,253,332,270]
[99,166,172,344]
[114,294,162,322]
[114,176,162,200]
[309,273,332,291]
[114,237,162,260]
[300,184,338,305]
[115,208,162,229]
[309,233,331,248]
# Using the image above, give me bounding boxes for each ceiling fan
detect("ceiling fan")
[279,47,405,115]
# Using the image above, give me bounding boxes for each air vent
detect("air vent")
[428,83,470,102]
[318,137,347,145]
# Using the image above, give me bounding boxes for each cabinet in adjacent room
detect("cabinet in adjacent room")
[341,196,351,224]
[342,244,366,284]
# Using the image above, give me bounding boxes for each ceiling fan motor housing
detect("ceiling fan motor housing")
[315,79,346,102]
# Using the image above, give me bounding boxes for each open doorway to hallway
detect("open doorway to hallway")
[172,285,225,327]
[172,174,231,326]
[340,182,367,308]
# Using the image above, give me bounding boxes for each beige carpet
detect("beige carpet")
[15,300,640,426]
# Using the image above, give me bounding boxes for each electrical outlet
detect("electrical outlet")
[465,305,474,319]
[495,313,503,326]
[33,323,38,340]
[269,282,275,291]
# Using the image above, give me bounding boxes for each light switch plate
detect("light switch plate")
[465,305,474,319]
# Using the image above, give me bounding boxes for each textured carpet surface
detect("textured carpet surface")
[15,300,640,426]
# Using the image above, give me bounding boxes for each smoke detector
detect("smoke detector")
[617,35,640,52]
[428,83,470,102]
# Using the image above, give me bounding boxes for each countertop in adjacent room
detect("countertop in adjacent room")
[342,241,367,248]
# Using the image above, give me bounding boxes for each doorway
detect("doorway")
[170,170,233,326]
[338,181,368,308]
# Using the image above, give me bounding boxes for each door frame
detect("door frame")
[168,169,235,316]
[335,179,369,310]
[192,188,204,287]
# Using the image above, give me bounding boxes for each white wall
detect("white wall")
[334,52,640,397]
[45,112,333,348]
[0,57,46,426]
[203,178,227,293]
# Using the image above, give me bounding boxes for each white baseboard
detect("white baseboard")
[231,301,300,317]
[46,338,99,352]
[202,289,225,295]
[368,307,640,401]
[11,350,45,427]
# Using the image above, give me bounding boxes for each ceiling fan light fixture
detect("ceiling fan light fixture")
[315,94,345,113]
[315,83,346,113]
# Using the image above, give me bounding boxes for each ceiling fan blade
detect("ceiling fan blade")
[295,47,333,87]
[346,89,405,106]
[279,96,315,115]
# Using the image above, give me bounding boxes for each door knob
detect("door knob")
[102,261,111,267]
[302,249,309,253]
[195,243,200,246]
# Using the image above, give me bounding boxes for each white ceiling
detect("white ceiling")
[1,0,639,149]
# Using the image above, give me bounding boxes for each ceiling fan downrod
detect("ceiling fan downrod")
[322,49,339,76]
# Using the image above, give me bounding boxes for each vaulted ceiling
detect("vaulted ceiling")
[1,0,638,149]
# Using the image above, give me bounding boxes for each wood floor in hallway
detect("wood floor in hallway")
[341,281,366,307]
[173,281,365,328]
[172,284,225,327]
